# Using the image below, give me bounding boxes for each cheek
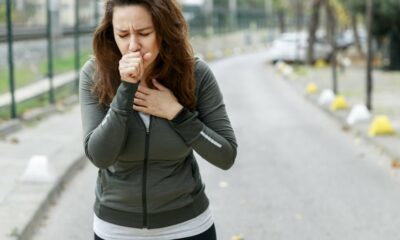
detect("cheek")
[150,39,160,59]
[114,38,127,55]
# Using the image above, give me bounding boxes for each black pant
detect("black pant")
[94,224,217,240]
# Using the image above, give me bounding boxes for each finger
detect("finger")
[119,63,140,72]
[124,51,141,59]
[133,97,147,105]
[138,57,144,78]
[120,69,135,78]
[135,91,148,99]
[143,52,152,62]
[152,79,167,91]
[133,105,151,115]
[120,68,138,78]
[121,59,141,66]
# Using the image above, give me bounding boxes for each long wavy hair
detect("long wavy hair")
[92,0,196,110]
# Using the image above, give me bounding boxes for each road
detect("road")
[32,50,400,240]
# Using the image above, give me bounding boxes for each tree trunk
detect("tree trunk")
[389,25,400,70]
[366,0,373,110]
[350,12,365,57]
[307,0,323,65]
[277,9,286,33]
[326,0,338,94]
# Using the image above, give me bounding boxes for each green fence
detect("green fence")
[1,0,271,121]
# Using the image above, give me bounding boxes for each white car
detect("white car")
[268,32,332,64]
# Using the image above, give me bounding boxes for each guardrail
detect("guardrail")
[0,25,96,43]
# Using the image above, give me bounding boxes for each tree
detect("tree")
[272,0,288,33]
[347,0,400,70]
[307,0,324,64]
[326,0,338,93]
[0,1,6,23]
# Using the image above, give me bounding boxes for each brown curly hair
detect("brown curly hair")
[92,0,196,110]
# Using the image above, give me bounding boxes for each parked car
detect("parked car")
[268,32,332,64]
[336,28,367,51]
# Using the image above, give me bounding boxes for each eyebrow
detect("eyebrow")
[115,26,153,32]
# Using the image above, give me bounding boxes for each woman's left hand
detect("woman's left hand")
[133,79,183,120]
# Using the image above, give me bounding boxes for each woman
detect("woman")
[79,0,237,239]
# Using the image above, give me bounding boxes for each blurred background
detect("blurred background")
[2,1,400,240]
[1,0,400,120]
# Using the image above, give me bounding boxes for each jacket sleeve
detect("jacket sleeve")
[79,59,139,169]
[169,60,237,170]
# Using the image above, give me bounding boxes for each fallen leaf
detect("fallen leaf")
[10,138,19,144]
[391,159,400,169]
[231,234,244,240]
[294,213,303,220]
[342,125,350,132]
[354,138,361,145]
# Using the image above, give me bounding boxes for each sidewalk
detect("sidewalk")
[0,104,85,240]
[275,63,400,172]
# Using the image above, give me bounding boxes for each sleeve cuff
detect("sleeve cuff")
[110,81,139,113]
[171,107,192,124]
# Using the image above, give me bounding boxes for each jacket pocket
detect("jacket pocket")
[190,158,203,198]
[95,169,103,198]
[100,169,142,213]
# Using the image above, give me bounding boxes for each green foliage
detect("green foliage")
[0,2,6,23]
[346,0,400,36]
[272,0,288,10]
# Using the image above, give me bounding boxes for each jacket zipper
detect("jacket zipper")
[140,115,151,228]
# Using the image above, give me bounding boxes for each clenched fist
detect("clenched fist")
[119,51,152,84]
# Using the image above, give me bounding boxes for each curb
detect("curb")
[0,99,84,240]
[19,154,87,240]
[304,94,400,161]
[0,95,79,139]
[280,73,400,167]
[0,120,22,138]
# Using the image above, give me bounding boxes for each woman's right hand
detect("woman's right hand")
[119,51,152,84]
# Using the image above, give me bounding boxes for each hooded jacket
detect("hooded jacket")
[79,57,237,229]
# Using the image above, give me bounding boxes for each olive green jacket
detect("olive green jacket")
[79,57,237,229]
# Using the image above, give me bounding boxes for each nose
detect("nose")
[128,35,140,52]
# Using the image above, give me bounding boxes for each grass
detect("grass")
[0,78,79,122]
[0,50,91,94]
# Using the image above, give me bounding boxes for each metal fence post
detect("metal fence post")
[47,0,55,104]
[6,0,17,118]
[74,0,80,87]
[95,0,100,25]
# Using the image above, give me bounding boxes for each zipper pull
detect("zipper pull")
[146,116,151,134]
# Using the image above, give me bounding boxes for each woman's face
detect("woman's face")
[112,5,159,68]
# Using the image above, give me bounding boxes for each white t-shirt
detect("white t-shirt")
[93,208,213,240]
